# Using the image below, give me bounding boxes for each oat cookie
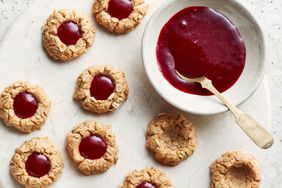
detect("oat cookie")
[120,167,173,188]
[10,137,64,188]
[73,65,128,113]
[42,9,95,61]
[0,81,51,133]
[66,120,118,175]
[146,113,198,166]
[93,0,148,34]
[210,151,261,188]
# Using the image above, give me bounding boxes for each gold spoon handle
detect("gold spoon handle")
[200,77,274,149]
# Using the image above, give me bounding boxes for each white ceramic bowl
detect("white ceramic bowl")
[142,0,266,115]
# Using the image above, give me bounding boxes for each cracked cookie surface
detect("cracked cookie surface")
[66,120,118,175]
[146,113,198,166]
[42,9,95,61]
[119,167,173,188]
[10,137,64,188]
[210,151,261,188]
[93,0,148,34]
[73,65,128,113]
[0,81,51,133]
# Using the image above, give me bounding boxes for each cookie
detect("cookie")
[120,167,173,188]
[73,65,128,113]
[10,137,64,188]
[0,81,51,133]
[93,0,148,34]
[42,9,95,61]
[210,151,261,188]
[66,120,118,175]
[146,113,197,166]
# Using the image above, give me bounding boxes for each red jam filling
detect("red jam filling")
[156,6,246,95]
[13,92,38,119]
[137,182,159,188]
[108,0,133,20]
[57,21,82,46]
[79,134,107,160]
[25,152,51,178]
[90,75,115,100]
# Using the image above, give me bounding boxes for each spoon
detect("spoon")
[176,71,274,149]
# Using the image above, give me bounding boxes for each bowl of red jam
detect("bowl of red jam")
[142,0,266,115]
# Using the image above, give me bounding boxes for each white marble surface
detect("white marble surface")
[0,0,281,187]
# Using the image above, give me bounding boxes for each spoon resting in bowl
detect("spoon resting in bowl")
[176,70,274,149]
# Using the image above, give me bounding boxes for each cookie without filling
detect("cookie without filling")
[10,137,64,188]
[146,113,198,166]
[66,120,118,175]
[0,81,51,133]
[42,9,95,61]
[119,167,173,188]
[210,151,261,188]
[93,0,148,34]
[73,65,128,113]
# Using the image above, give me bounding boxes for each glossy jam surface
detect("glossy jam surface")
[13,92,38,119]
[108,0,133,20]
[57,21,82,46]
[156,6,246,95]
[90,75,115,100]
[79,134,107,160]
[137,182,159,188]
[25,152,51,178]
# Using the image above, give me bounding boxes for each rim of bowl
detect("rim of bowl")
[142,0,267,115]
